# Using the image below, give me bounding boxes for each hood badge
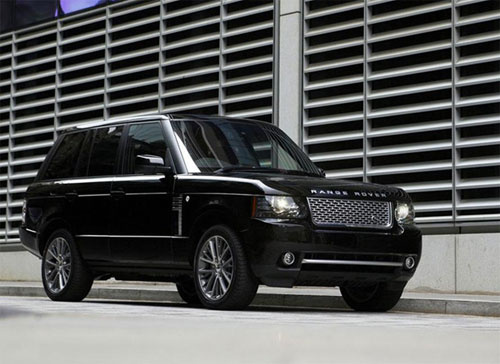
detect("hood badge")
[310,189,387,198]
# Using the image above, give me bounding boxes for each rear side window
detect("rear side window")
[43,132,86,180]
[87,126,124,176]
[74,130,94,177]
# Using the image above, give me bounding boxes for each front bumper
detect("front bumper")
[243,219,422,288]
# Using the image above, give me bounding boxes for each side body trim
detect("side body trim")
[75,234,188,239]
[48,175,164,185]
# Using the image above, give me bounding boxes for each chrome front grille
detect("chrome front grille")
[307,198,392,229]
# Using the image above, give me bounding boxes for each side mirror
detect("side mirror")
[135,154,173,177]
[136,154,165,166]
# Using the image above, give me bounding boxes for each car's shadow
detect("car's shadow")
[83,298,351,314]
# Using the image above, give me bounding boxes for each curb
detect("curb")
[1,284,499,317]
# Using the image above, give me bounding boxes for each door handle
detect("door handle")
[65,191,78,201]
[111,189,126,198]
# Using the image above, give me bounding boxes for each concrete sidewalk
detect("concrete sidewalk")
[1,281,499,317]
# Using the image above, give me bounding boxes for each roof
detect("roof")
[66,113,268,132]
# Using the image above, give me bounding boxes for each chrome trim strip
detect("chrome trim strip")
[25,228,37,234]
[51,175,164,185]
[79,194,110,197]
[76,115,168,129]
[75,234,188,239]
[125,192,168,196]
[54,177,114,184]
[183,192,261,197]
[301,259,403,267]
[79,192,168,197]
[114,175,163,182]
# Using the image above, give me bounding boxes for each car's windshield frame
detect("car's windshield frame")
[170,118,323,177]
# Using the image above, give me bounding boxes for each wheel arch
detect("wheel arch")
[38,217,73,256]
[187,204,240,265]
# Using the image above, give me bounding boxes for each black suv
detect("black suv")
[20,114,421,311]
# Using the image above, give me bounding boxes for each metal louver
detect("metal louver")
[0,0,275,246]
[0,0,498,246]
[303,0,499,228]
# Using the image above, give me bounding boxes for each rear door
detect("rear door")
[71,125,124,262]
[109,122,174,265]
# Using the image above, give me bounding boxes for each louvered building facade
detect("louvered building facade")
[0,0,498,255]
[302,0,500,233]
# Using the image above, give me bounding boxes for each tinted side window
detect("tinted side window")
[88,126,124,176]
[43,132,86,180]
[74,130,93,177]
[124,123,168,174]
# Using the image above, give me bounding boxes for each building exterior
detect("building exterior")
[0,0,498,292]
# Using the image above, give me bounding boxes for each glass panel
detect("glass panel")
[172,118,322,176]
[123,122,167,174]
[15,0,57,28]
[43,131,86,180]
[0,0,124,33]
[0,0,15,33]
[74,130,93,177]
[88,125,123,176]
[59,0,107,15]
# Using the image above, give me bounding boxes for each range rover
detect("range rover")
[20,114,421,311]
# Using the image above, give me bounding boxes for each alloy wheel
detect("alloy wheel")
[196,235,234,301]
[44,237,72,294]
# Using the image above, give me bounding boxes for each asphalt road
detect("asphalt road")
[1,296,499,364]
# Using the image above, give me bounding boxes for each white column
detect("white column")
[277,0,302,145]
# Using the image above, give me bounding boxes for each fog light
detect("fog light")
[282,252,295,266]
[404,256,416,270]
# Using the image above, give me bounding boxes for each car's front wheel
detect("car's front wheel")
[340,282,405,312]
[41,229,93,301]
[193,225,258,310]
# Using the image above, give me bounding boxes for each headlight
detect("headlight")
[253,196,307,219]
[395,202,415,225]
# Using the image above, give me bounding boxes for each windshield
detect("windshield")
[171,118,322,176]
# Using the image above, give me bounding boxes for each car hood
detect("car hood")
[207,172,409,201]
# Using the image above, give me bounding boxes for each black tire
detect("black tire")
[41,228,94,302]
[176,278,200,304]
[193,225,258,310]
[340,282,406,312]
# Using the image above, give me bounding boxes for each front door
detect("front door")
[109,122,174,265]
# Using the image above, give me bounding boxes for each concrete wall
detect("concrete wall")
[2,233,499,294]
[0,251,40,281]
[407,233,500,294]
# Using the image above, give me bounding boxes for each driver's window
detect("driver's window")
[124,122,168,174]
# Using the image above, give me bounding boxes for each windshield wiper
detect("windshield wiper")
[214,166,276,174]
[282,169,323,177]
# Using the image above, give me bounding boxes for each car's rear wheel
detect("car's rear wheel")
[176,278,200,304]
[340,282,405,312]
[41,229,93,302]
[194,225,258,310]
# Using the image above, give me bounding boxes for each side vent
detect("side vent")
[172,195,183,236]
